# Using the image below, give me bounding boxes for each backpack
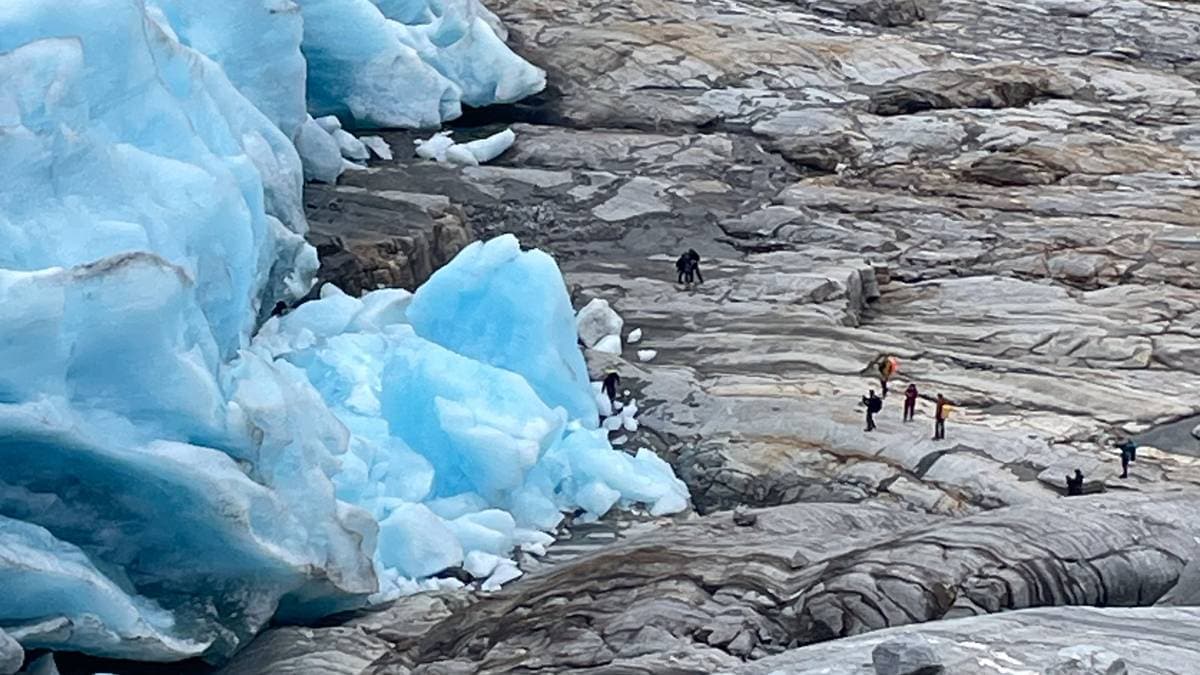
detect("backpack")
[869,397,882,413]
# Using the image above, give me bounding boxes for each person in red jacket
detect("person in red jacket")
[903,384,918,422]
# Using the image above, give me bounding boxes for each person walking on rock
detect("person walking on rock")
[903,384,918,422]
[1117,437,1138,479]
[933,393,948,440]
[1066,469,1085,496]
[863,389,883,432]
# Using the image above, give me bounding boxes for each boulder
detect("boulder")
[576,299,624,349]
[871,636,943,675]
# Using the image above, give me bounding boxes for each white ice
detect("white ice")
[637,349,658,362]
[361,136,395,160]
[627,328,643,344]
[415,128,517,165]
[593,335,624,355]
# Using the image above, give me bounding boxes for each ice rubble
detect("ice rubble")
[415,128,517,166]
[0,0,678,665]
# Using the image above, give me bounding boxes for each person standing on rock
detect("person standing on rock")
[874,355,898,398]
[863,389,883,432]
[1117,437,1138,479]
[602,372,620,406]
[1066,469,1085,496]
[675,249,703,288]
[903,384,918,422]
[933,393,948,440]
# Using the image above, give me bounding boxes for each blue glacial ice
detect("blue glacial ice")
[300,0,545,128]
[0,0,682,664]
[0,3,680,665]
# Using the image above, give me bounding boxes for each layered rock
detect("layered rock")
[737,607,1200,674]
[306,184,474,294]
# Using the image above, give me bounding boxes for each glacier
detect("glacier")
[0,0,682,665]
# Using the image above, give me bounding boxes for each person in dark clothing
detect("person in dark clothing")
[271,300,289,317]
[1117,438,1138,479]
[933,394,947,440]
[1066,469,1085,496]
[903,384,918,422]
[602,372,620,405]
[862,389,882,432]
[675,249,703,287]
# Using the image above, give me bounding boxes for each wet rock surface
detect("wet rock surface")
[271,0,1200,672]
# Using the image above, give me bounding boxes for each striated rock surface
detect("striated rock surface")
[301,494,1199,673]
[737,607,1200,674]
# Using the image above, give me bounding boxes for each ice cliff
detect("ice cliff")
[0,0,682,666]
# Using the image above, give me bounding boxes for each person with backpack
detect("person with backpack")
[862,389,883,431]
[675,249,703,288]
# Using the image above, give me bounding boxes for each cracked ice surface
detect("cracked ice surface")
[0,0,669,665]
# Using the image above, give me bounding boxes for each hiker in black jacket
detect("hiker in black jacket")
[862,390,883,432]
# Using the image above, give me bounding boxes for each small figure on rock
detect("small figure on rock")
[1117,437,1138,479]
[602,372,620,406]
[863,389,883,432]
[675,249,703,288]
[1066,468,1085,496]
[876,355,899,398]
[933,393,948,440]
[903,383,918,422]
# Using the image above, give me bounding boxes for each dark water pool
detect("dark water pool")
[1132,415,1200,458]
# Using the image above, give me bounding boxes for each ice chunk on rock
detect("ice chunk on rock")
[376,503,463,580]
[481,561,523,592]
[637,349,658,362]
[416,128,517,166]
[445,143,481,166]
[416,131,456,161]
[296,116,346,183]
[593,334,623,355]
[361,136,394,161]
[461,128,516,163]
[577,481,622,517]
[576,299,625,348]
[627,328,643,344]
[332,128,370,161]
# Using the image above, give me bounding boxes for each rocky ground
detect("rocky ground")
[229,0,1200,672]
